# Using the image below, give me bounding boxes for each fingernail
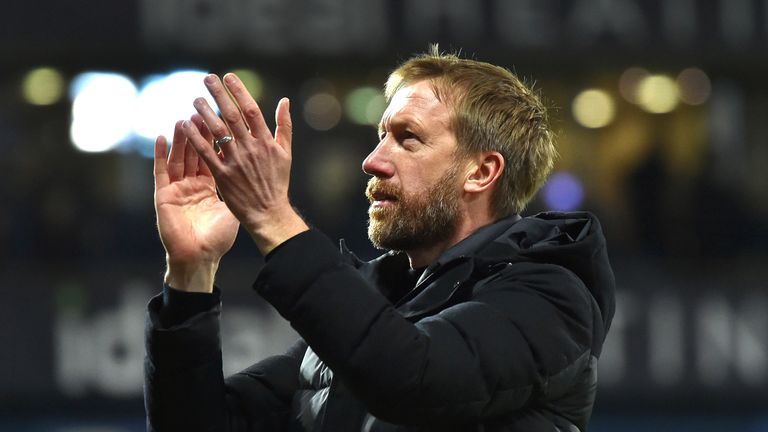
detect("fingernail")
[204,74,217,85]
[224,74,236,84]
[182,120,191,129]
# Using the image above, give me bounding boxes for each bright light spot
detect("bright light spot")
[230,69,263,100]
[677,67,711,106]
[303,93,342,131]
[637,75,679,114]
[22,67,65,106]
[345,87,386,125]
[70,73,137,153]
[310,150,357,205]
[572,89,615,129]
[133,70,216,141]
[618,67,649,104]
[543,172,584,211]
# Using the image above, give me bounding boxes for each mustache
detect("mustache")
[366,178,401,203]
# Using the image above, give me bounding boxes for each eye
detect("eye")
[401,131,420,142]
[378,131,387,140]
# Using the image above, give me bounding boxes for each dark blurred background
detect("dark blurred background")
[1,0,767,430]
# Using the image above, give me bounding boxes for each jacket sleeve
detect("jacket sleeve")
[144,289,306,431]
[253,229,596,425]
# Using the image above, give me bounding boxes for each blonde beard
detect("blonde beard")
[367,164,461,252]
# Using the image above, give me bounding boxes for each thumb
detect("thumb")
[274,97,292,154]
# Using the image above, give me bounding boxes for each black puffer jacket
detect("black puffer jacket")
[145,212,615,431]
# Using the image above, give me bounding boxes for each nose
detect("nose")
[362,141,394,178]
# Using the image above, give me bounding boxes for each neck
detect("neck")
[405,208,496,268]
[405,238,456,269]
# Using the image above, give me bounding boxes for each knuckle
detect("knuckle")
[222,110,241,125]
[243,105,262,120]
[211,125,229,137]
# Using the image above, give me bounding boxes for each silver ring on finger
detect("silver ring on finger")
[214,135,234,148]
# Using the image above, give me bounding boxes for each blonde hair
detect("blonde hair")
[385,45,557,216]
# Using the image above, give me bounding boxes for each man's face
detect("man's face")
[362,80,464,252]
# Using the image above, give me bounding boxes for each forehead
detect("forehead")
[379,80,451,132]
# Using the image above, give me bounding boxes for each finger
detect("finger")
[193,96,237,156]
[274,97,292,154]
[192,113,213,143]
[182,119,224,174]
[183,136,199,177]
[197,150,213,177]
[191,114,214,177]
[154,135,170,188]
[203,74,251,140]
[167,120,187,182]
[223,73,270,141]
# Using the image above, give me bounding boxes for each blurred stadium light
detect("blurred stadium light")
[572,89,616,129]
[677,68,712,106]
[303,92,342,131]
[133,70,216,143]
[637,74,680,114]
[22,67,65,106]
[619,67,650,104]
[542,171,585,211]
[345,86,387,126]
[69,73,137,153]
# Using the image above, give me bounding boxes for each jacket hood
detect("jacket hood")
[474,211,615,334]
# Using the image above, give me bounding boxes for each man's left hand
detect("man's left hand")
[182,73,308,255]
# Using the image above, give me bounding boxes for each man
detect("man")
[145,48,615,431]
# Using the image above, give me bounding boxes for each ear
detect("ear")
[463,152,504,194]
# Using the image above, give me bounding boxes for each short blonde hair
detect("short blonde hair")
[385,46,556,216]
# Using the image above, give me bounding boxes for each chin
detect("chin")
[367,222,414,252]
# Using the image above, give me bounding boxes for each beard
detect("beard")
[366,163,461,252]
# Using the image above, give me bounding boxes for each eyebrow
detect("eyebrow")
[378,116,426,137]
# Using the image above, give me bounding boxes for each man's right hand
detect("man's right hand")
[154,116,240,293]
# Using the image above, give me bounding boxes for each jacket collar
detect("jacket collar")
[340,215,523,320]
[394,215,522,320]
[416,214,522,286]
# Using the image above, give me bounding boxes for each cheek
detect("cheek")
[395,152,456,192]
[398,174,428,197]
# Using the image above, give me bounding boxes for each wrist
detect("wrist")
[243,206,309,256]
[164,258,220,293]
